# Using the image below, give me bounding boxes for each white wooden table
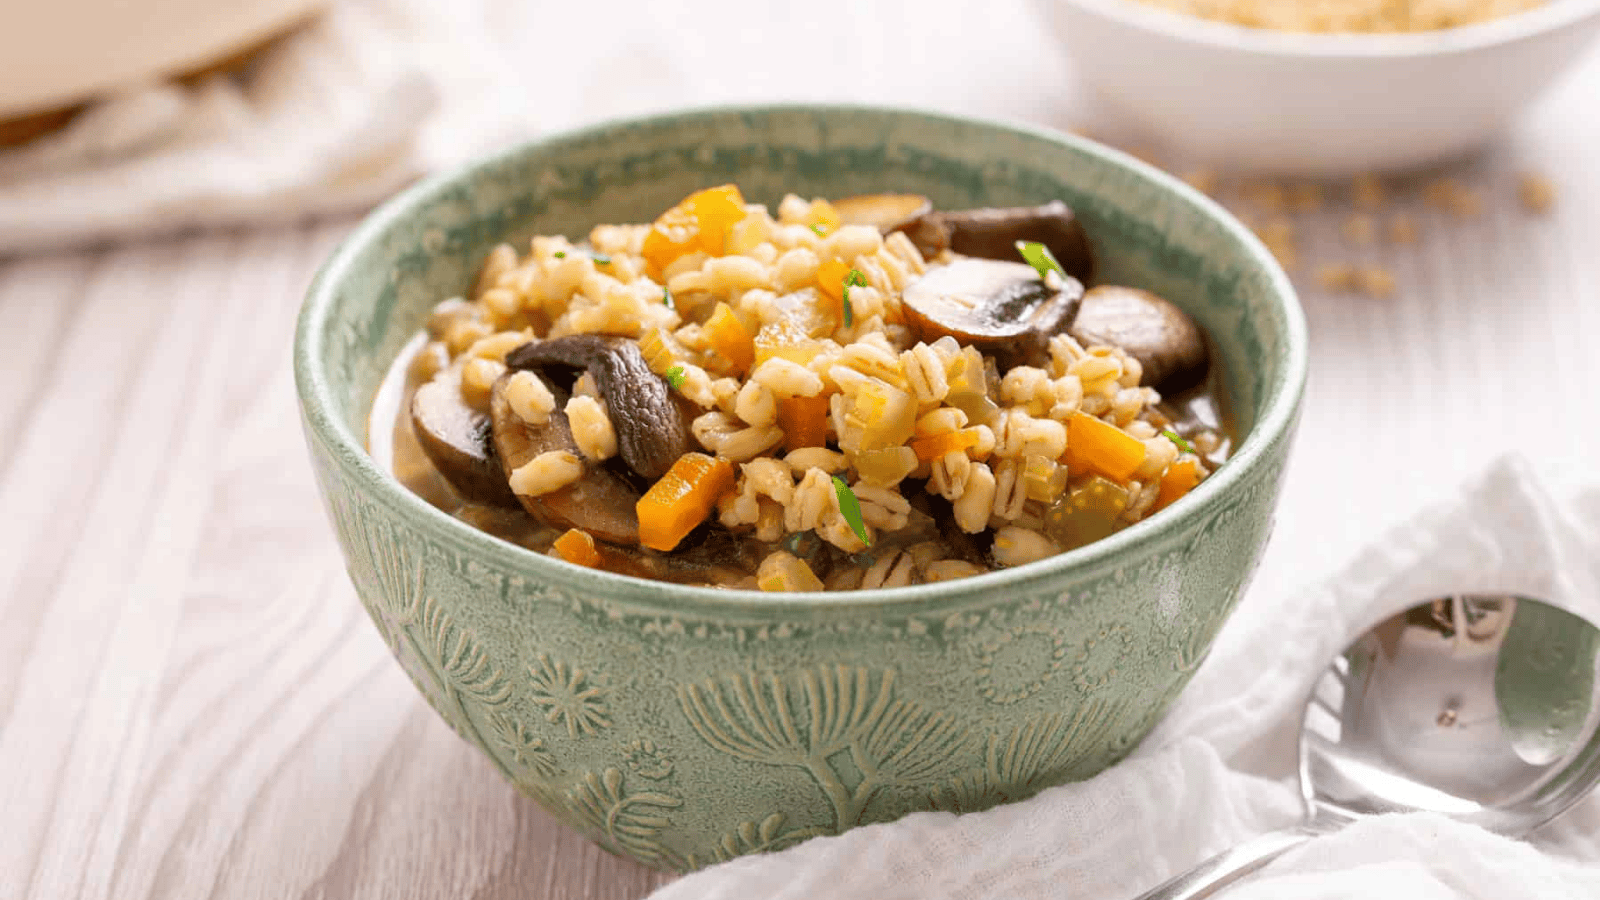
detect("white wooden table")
[4,2,1600,897]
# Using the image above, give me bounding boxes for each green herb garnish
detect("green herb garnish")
[592,253,612,265]
[554,250,566,259]
[1016,240,1067,284]
[831,476,871,546]
[663,286,675,309]
[842,268,867,328]
[810,223,829,236]
[665,366,687,390]
[1162,429,1196,455]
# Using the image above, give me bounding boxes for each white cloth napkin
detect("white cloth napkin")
[0,0,1079,258]
[646,454,1600,900]
[0,0,528,256]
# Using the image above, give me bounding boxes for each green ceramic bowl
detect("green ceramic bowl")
[294,104,1307,872]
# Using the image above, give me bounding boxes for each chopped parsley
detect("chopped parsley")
[591,253,612,265]
[1163,429,1196,455]
[665,366,687,390]
[810,223,829,237]
[663,286,675,309]
[1016,240,1067,284]
[553,251,566,259]
[842,268,867,328]
[831,476,871,546]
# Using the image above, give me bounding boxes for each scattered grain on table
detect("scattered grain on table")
[1341,214,1377,245]
[1181,169,1220,195]
[1351,174,1387,211]
[1423,177,1483,218]
[1289,182,1326,213]
[1518,173,1556,214]
[1240,180,1290,212]
[1316,263,1359,291]
[1065,126,1556,297]
[1387,213,1420,244]
[1355,266,1397,298]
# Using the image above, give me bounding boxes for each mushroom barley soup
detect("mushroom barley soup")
[370,186,1234,591]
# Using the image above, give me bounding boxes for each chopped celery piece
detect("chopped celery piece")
[1045,475,1130,550]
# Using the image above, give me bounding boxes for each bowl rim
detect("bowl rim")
[294,101,1308,616]
[1047,0,1600,58]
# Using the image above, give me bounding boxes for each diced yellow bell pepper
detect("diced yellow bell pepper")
[849,446,919,487]
[846,379,916,451]
[637,327,678,375]
[756,551,825,592]
[753,288,836,368]
[808,199,842,236]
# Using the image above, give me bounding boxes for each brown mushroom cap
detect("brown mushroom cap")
[832,194,933,232]
[505,335,691,480]
[408,365,519,508]
[489,373,641,545]
[896,200,1095,282]
[900,258,1085,369]
[1068,286,1209,394]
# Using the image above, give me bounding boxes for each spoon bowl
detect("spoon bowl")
[1303,595,1600,831]
[1139,594,1600,900]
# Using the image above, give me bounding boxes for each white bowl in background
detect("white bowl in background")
[1,0,327,121]
[1038,0,1600,174]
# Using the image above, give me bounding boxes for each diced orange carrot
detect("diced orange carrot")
[910,427,981,462]
[703,302,755,374]
[815,258,850,301]
[1153,459,1202,513]
[1065,411,1147,483]
[552,528,602,568]
[688,185,747,255]
[777,395,830,451]
[636,453,736,551]
[641,205,697,275]
[641,184,747,273]
[814,257,852,324]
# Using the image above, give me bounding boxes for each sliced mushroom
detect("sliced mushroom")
[505,336,691,480]
[900,258,1085,368]
[489,373,641,545]
[1068,286,1209,394]
[896,200,1095,281]
[578,524,768,584]
[409,366,519,508]
[832,194,933,232]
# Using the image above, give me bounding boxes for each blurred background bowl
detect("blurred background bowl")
[1039,0,1600,174]
[1,0,326,138]
[295,104,1307,871]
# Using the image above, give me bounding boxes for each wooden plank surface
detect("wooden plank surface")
[3,2,1599,897]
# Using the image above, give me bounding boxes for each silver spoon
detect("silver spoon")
[1136,594,1600,900]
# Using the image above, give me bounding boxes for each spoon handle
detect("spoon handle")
[1130,824,1327,900]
